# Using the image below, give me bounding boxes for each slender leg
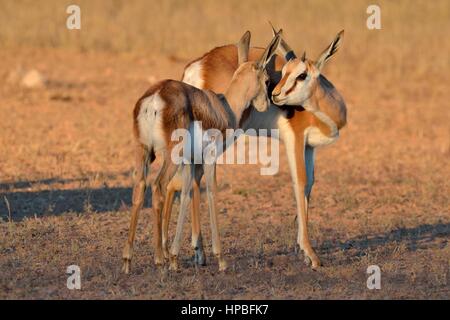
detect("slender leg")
[162,177,177,259]
[122,144,149,274]
[150,160,167,265]
[160,165,206,264]
[151,155,179,265]
[169,164,194,270]
[284,134,320,269]
[304,145,315,220]
[191,165,206,265]
[204,163,227,271]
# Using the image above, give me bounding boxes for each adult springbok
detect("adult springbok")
[122,31,282,273]
[161,28,347,270]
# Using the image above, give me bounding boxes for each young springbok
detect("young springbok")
[163,28,346,269]
[122,31,282,273]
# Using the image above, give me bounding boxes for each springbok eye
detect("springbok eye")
[297,72,307,81]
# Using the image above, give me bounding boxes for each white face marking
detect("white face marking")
[273,60,316,107]
[285,62,307,90]
[137,92,166,150]
[182,60,205,89]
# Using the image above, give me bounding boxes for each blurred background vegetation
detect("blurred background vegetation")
[0,1,447,57]
[0,0,448,101]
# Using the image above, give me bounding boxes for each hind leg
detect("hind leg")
[122,144,150,274]
[152,155,179,265]
[162,174,179,259]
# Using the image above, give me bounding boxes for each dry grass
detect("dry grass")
[0,0,449,299]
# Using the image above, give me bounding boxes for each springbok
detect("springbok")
[122,31,282,273]
[162,28,347,270]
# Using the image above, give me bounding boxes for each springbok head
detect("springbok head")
[271,30,344,107]
[233,29,282,112]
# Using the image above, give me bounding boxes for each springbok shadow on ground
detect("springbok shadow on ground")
[182,222,449,272]
[0,177,92,191]
[0,172,130,192]
[0,172,212,221]
[0,175,149,221]
[318,222,449,257]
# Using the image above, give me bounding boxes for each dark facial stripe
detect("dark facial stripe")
[285,79,298,95]
[273,71,291,95]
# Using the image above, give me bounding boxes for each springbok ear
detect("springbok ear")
[237,30,251,65]
[315,30,344,71]
[268,22,296,61]
[257,29,283,69]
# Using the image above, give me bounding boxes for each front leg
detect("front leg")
[191,165,206,266]
[304,145,315,219]
[162,177,177,259]
[284,132,321,269]
[169,164,194,270]
[204,163,227,271]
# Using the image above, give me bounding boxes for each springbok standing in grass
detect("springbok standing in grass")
[162,28,346,269]
[122,31,282,273]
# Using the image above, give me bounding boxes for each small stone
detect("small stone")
[21,69,46,88]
